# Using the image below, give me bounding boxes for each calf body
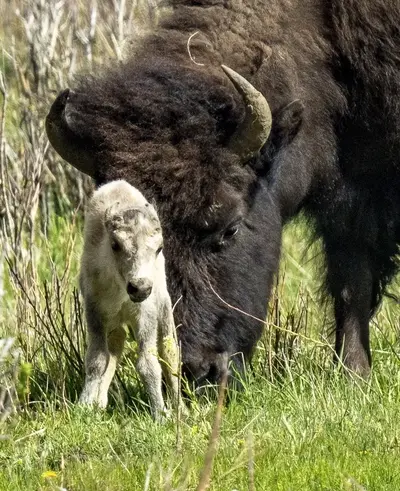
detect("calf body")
[79,180,182,418]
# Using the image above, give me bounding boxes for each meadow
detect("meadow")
[1,2,399,490]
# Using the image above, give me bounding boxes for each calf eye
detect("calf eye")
[156,246,163,255]
[111,240,121,252]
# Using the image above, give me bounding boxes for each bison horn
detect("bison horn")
[221,65,272,163]
[45,89,95,177]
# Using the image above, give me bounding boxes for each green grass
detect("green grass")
[1,217,400,490]
[1,358,400,490]
[1,1,400,489]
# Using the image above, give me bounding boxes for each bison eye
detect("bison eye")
[223,225,239,240]
[111,240,121,252]
[212,223,240,251]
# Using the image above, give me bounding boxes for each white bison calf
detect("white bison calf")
[79,180,183,419]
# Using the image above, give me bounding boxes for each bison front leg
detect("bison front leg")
[325,245,375,377]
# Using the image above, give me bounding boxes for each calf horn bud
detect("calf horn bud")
[221,65,272,163]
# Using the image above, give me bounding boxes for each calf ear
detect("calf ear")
[273,99,304,147]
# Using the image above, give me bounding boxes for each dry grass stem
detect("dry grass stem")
[196,355,229,491]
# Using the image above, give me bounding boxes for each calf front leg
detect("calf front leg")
[325,245,375,377]
[136,311,166,420]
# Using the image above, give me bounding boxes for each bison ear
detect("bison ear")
[273,100,304,147]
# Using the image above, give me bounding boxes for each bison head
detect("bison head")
[46,58,303,388]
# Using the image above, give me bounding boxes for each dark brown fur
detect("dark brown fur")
[47,0,400,383]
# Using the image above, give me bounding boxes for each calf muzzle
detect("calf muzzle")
[127,279,152,302]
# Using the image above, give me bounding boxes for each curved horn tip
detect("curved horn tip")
[47,88,74,123]
[221,64,272,162]
[46,89,95,178]
[221,65,243,90]
[59,88,71,103]
[221,64,246,84]
[221,65,263,96]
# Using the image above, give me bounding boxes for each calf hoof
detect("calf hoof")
[179,402,190,418]
[152,406,171,423]
[79,391,108,409]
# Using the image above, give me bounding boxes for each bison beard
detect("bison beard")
[47,0,400,386]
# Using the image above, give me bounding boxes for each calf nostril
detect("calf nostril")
[127,282,139,295]
[127,280,153,301]
[143,285,152,296]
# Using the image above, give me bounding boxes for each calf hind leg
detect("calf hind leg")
[80,325,126,408]
[79,328,109,407]
[80,300,126,408]
[97,326,126,407]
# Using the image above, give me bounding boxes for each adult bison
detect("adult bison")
[46,1,400,386]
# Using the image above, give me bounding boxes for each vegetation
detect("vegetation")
[0,1,399,489]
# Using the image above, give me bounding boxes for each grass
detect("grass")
[1,1,400,489]
[1,352,400,490]
[1,216,399,490]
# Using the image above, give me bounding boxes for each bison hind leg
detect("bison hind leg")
[324,242,376,378]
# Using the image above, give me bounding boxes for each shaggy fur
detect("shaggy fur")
[47,0,400,383]
[79,180,184,418]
